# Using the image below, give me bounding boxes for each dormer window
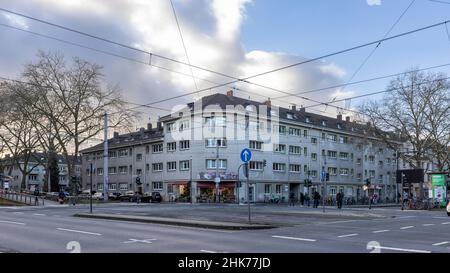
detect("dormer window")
[337,123,342,129]
[305,117,311,123]
[287,113,294,119]
[321,120,327,126]
[245,105,254,112]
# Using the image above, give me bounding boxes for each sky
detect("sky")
[0,0,449,135]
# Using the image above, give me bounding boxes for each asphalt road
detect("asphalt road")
[0,203,449,253]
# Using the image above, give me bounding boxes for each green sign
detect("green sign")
[431,174,447,207]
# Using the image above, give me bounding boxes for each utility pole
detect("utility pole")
[190,156,193,204]
[215,139,220,203]
[90,163,93,214]
[103,113,108,202]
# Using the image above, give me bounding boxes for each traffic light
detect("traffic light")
[263,160,267,167]
[365,179,371,187]
[136,177,142,185]
[326,173,330,181]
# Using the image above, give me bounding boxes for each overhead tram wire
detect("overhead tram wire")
[336,0,416,93]
[272,63,450,99]
[0,7,449,107]
[119,19,450,112]
[3,20,449,119]
[169,0,199,95]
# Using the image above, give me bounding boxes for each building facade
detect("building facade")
[1,153,81,192]
[80,92,403,203]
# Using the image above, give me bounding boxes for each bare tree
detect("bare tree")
[0,82,44,191]
[20,51,137,192]
[361,69,450,171]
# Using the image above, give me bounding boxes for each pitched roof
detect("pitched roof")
[80,127,164,154]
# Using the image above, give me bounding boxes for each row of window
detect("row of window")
[95,181,164,191]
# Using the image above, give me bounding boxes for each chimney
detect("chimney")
[291,104,296,111]
[147,123,152,130]
[337,114,342,121]
[157,121,162,130]
[113,132,119,138]
[345,116,350,122]
[227,90,234,97]
[299,107,306,114]
[139,127,145,134]
[264,98,271,107]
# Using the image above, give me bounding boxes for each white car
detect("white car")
[92,192,104,200]
[447,201,450,216]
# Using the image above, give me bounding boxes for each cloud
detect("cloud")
[0,0,348,127]
[366,0,382,6]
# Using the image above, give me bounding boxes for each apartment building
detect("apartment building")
[80,91,403,203]
[1,153,81,192]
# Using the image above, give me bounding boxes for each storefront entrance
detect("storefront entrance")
[197,181,236,203]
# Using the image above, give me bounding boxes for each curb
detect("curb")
[74,213,277,230]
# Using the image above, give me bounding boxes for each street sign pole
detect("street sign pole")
[89,163,93,214]
[246,162,251,224]
[240,148,252,224]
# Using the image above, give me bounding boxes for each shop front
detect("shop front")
[196,181,236,203]
[167,181,190,202]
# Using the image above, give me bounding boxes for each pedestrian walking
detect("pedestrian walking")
[289,192,295,206]
[336,191,344,209]
[305,193,310,207]
[300,192,305,206]
[313,191,320,208]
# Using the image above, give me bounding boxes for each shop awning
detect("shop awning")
[167,181,189,185]
[197,182,236,188]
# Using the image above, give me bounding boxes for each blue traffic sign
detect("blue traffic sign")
[240,148,252,163]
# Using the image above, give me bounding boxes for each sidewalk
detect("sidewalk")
[75,213,276,230]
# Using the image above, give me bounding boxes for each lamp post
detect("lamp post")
[190,156,193,204]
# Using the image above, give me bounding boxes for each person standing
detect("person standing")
[305,193,310,207]
[300,192,305,206]
[313,191,320,208]
[336,191,344,209]
[289,192,295,206]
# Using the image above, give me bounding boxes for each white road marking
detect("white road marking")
[400,226,414,230]
[200,250,216,253]
[338,233,359,238]
[318,220,356,225]
[371,245,431,253]
[0,220,26,225]
[12,212,24,214]
[123,238,157,244]
[441,222,450,225]
[32,213,46,216]
[423,224,435,226]
[433,217,448,219]
[397,216,417,219]
[432,241,449,246]
[272,235,317,242]
[56,228,101,236]
[372,230,390,233]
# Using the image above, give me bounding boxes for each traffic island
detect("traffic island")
[74,213,277,230]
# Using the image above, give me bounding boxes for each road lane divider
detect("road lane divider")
[400,226,414,230]
[371,245,431,253]
[432,241,449,246]
[372,230,390,233]
[0,220,26,225]
[56,228,101,236]
[423,224,435,226]
[271,235,317,242]
[338,233,358,238]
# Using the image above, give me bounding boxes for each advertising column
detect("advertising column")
[431,174,447,207]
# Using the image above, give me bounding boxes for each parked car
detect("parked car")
[120,191,136,202]
[93,192,104,200]
[108,192,122,200]
[447,200,450,216]
[151,192,162,203]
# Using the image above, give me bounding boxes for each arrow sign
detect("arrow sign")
[240,148,252,163]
